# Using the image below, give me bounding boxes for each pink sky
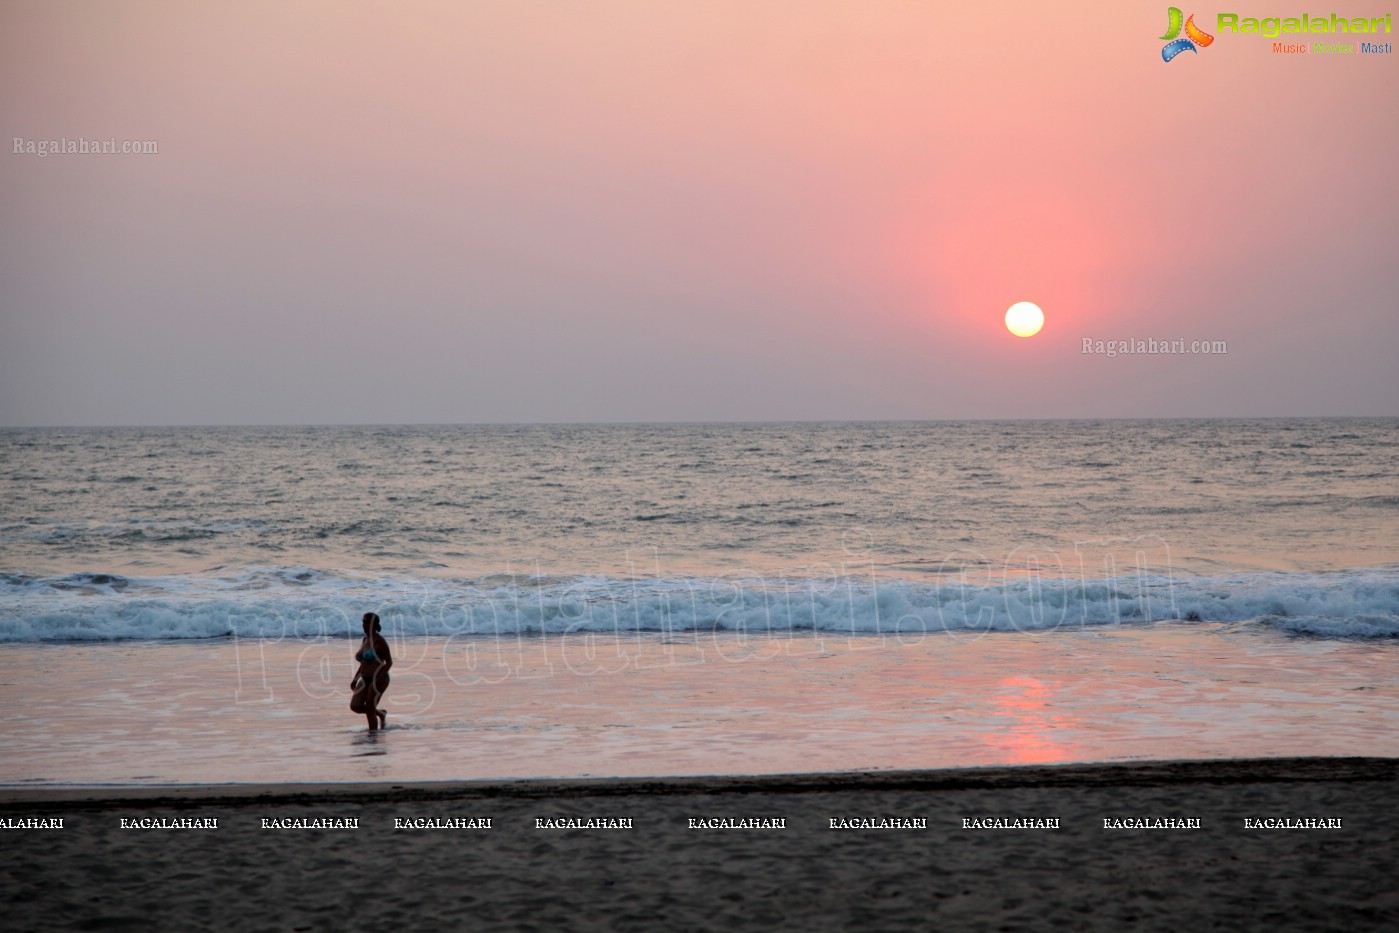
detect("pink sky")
[2,1,1396,424]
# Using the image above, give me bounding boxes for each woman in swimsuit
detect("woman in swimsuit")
[350,611,392,730]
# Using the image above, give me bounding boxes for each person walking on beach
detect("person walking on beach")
[350,612,392,730]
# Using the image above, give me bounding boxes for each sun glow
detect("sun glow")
[1005,301,1044,338]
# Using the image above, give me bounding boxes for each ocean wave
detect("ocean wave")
[1,567,1396,643]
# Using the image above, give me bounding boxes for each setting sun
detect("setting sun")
[1005,301,1044,338]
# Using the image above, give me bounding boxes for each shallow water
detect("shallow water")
[4,626,1395,786]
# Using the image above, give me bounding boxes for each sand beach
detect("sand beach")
[3,758,1397,931]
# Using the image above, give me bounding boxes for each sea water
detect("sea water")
[1,420,1396,783]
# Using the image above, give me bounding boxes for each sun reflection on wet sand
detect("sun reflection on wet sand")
[978,675,1077,765]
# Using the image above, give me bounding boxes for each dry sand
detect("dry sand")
[2,758,1397,932]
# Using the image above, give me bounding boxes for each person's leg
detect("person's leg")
[362,674,385,730]
[374,674,390,728]
[350,679,369,718]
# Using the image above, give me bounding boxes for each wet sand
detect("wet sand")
[3,758,1397,932]
[4,626,1397,785]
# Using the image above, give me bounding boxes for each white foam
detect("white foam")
[1,567,1396,642]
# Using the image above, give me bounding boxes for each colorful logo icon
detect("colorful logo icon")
[1160,7,1215,60]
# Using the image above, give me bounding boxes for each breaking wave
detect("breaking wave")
[2,567,1396,642]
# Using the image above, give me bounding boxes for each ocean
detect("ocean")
[2,419,1396,784]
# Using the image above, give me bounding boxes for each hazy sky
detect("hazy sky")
[2,1,1396,425]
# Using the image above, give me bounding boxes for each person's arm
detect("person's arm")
[375,634,392,671]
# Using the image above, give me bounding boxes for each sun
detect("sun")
[1005,301,1044,338]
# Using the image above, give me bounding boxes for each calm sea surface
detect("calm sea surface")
[1,420,1396,642]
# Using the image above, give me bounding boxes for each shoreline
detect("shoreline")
[4,755,1395,810]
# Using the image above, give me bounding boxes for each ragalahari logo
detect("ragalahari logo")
[1160,7,1215,60]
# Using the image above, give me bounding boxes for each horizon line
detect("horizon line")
[3,414,1396,430]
